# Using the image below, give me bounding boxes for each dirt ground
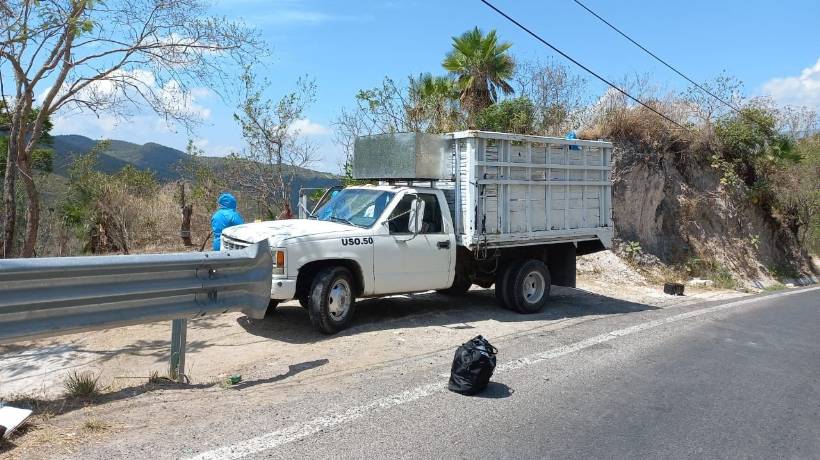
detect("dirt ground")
[0,250,749,457]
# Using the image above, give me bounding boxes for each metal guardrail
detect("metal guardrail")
[0,242,273,380]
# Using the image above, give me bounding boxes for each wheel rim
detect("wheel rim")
[522,271,546,304]
[327,278,351,320]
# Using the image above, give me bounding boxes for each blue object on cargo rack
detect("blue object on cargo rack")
[565,131,581,150]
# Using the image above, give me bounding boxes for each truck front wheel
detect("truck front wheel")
[509,259,551,314]
[265,300,279,317]
[307,266,357,334]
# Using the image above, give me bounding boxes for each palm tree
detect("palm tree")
[408,73,462,132]
[442,27,515,124]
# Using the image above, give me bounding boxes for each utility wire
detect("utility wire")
[570,0,773,131]
[478,0,687,130]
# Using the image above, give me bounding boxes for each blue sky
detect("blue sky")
[51,0,820,172]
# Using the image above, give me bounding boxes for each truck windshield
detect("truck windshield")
[313,189,394,228]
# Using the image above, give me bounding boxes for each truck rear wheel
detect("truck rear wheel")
[495,261,519,310]
[307,266,356,334]
[298,295,309,309]
[509,259,551,314]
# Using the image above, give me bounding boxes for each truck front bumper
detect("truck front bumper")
[271,277,297,300]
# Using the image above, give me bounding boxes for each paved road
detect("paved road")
[69,287,819,460]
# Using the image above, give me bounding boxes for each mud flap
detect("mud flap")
[547,243,576,288]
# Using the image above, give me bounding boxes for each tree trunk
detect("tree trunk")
[4,95,37,258]
[178,181,193,246]
[18,155,39,258]
[2,133,19,258]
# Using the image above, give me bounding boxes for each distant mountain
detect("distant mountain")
[51,134,340,205]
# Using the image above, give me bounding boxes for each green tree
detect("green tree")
[475,97,535,134]
[442,27,515,124]
[771,134,820,251]
[714,106,798,188]
[0,103,53,178]
[408,73,462,133]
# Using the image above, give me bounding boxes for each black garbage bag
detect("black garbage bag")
[448,335,498,395]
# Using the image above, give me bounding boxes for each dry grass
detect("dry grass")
[82,417,110,433]
[62,371,100,399]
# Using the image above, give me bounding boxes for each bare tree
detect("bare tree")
[513,59,588,135]
[681,73,745,126]
[334,74,463,180]
[353,76,422,134]
[0,0,260,257]
[225,68,318,219]
[333,105,369,179]
[778,105,818,140]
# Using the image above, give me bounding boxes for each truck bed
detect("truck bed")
[442,131,613,250]
[355,130,614,251]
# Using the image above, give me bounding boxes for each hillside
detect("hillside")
[609,139,816,288]
[50,134,340,204]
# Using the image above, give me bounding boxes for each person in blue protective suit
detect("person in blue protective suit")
[211,192,244,250]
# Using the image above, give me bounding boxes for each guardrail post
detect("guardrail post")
[170,319,187,382]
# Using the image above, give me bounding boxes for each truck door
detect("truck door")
[373,192,453,294]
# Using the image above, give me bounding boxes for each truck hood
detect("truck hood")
[222,219,360,247]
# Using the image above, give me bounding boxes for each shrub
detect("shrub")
[63,371,100,398]
[83,418,110,432]
[769,134,820,253]
[622,241,643,261]
[684,258,736,290]
[475,97,535,134]
[714,106,798,188]
[586,103,692,154]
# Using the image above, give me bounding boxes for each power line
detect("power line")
[571,0,774,131]
[478,0,687,130]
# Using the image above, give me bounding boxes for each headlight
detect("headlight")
[272,249,285,275]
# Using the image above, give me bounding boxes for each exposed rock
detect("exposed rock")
[611,141,815,288]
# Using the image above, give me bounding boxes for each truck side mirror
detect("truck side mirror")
[407,198,426,235]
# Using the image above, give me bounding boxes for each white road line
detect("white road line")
[188,287,818,460]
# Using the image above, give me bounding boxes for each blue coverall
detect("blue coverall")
[211,193,244,250]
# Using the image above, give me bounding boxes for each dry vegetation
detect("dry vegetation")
[583,85,818,287]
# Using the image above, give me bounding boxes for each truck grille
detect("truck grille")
[222,235,251,251]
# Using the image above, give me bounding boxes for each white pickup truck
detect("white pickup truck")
[222,130,613,334]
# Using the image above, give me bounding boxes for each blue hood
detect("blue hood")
[218,192,237,210]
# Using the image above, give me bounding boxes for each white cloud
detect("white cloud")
[46,68,213,146]
[51,112,177,139]
[290,118,330,136]
[760,58,820,110]
[40,69,212,123]
[158,79,212,121]
[245,3,372,26]
[51,112,119,136]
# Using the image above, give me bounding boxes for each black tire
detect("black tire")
[436,272,472,296]
[509,259,551,314]
[307,266,356,334]
[494,261,519,310]
[264,300,279,318]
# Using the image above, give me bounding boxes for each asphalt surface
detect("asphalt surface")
[63,287,819,460]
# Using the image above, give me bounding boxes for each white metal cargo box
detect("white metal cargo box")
[353,130,613,251]
[448,131,613,250]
